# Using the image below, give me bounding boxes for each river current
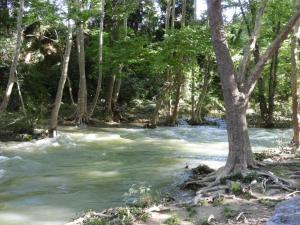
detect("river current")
[0,126,291,225]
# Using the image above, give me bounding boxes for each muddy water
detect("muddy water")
[0,126,291,225]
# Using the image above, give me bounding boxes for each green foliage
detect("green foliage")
[186,205,197,218]
[220,173,243,185]
[164,214,181,225]
[243,171,258,184]
[223,205,236,219]
[231,182,242,195]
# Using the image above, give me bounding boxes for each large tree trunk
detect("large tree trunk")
[208,0,300,177]
[76,0,88,125]
[207,0,256,175]
[49,21,73,138]
[0,0,24,113]
[89,0,105,117]
[291,0,300,148]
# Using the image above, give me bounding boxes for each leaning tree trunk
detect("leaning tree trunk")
[89,0,105,117]
[49,21,73,138]
[0,0,24,113]
[76,0,88,125]
[291,0,300,148]
[15,72,26,116]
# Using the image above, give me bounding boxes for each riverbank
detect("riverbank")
[65,155,300,225]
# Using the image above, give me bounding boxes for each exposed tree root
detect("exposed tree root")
[182,163,298,202]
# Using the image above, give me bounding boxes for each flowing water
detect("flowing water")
[0,126,292,225]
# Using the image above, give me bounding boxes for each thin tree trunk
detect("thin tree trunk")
[181,0,186,28]
[49,21,73,137]
[76,0,88,125]
[165,0,171,32]
[89,0,105,117]
[104,74,115,121]
[151,81,172,126]
[291,0,300,148]
[194,66,211,124]
[112,76,121,109]
[171,0,175,30]
[266,49,279,127]
[291,34,299,148]
[191,68,196,122]
[66,76,75,105]
[169,74,182,125]
[265,21,280,127]
[15,72,26,116]
[258,77,268,121]
[0,0,24,113]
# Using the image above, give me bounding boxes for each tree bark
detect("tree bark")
[193,65,211,124]
[49,21,73,137]
[171,0,175,30]
[76,0,88,125]
[266,49,279,127]
[67,76,75,105]
[291,0,300,148]
[207,0,300,176]
[181,0,186,28]
[165,0,171,32]
[112,76,122,109]
[0,0,24,113]
[15,72,26,116]
[104,74,116,121]
[191,68,196,122]
[89,0,105,117]
[169,74,182,125]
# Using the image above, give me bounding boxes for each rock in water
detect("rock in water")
[265,196,300,225]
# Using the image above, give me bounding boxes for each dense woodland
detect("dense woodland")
[1,0,300,224]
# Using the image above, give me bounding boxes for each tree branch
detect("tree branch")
[244,10,300,95]
[237,0,268,85]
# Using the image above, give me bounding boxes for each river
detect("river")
[0,126,292,225]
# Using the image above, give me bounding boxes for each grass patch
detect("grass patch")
[231,182,242,195]
[186,205,197,217]
[165,214,181,225]
[223,205,236,219]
